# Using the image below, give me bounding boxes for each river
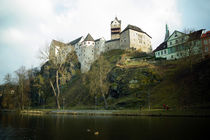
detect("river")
[0,112,210,140]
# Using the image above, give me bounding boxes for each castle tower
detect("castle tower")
[80,33,95,73]
[164,24,170,41]
[111,17,121,40]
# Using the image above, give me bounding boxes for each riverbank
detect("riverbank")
[10,109,210,117]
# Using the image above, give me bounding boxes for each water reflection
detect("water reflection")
[0,112,210,140]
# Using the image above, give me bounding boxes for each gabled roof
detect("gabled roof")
[84,33,94,41]
[68,36,83,45]
[111,17,121,24]
[52,40,66,47]
[188,29,204,41]
[167,30,186,41]
[121,24,152,38]
[153,41,167,52]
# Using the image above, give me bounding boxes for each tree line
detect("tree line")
[0,44,111,110]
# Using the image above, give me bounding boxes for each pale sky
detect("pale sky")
[0,0,210,83]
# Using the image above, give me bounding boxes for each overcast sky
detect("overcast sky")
[0,0,210,83]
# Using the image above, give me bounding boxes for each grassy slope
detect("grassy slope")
[51,49,210,110]
[151,58,210,109]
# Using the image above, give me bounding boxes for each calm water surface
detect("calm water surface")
[0,112,210,140]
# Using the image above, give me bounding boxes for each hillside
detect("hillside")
[53,49,210,110]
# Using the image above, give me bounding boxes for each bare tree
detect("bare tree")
[39,40,72,109]
[88,55,111,109]
[4,73,12,84]
[15,66,30,110]
[38,43,51,65]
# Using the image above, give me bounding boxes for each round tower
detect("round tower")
[80,33,95,73]
[111,17,121,40]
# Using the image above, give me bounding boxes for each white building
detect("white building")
[49,17,152,73]
[120,25,152,52]
[154,25,203,60]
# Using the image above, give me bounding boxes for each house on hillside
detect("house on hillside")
[201,31,210,57]
[154,25,204,60]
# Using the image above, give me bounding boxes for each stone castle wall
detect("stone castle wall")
[129,30,152,52]
[105,39,121,52]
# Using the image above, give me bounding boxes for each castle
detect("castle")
[49,17,152,73]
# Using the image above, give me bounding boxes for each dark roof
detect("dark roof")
[105,38,120,43]
[95,38,100,42]
[111,17,121,24]
[188,29,204,41]
[84,33,94,41]
[153,41,167,52]
[121,24,152,38]
[67,36,83,45]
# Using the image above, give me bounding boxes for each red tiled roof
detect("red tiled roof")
[201,31,210,38]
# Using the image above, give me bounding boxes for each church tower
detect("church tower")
[111,17,121,40]
[164,24,170,41]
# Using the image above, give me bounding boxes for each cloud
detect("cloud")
[0,0,182,83]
